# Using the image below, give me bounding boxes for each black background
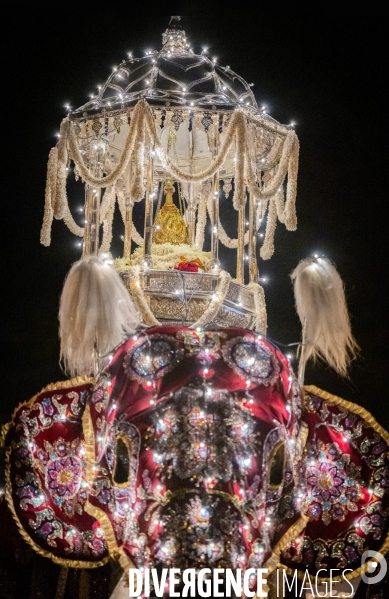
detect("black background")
[2,14,388,430]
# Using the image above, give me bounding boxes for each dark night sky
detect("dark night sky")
[2,14,388,430]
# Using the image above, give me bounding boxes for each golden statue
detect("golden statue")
[154,180,188,245]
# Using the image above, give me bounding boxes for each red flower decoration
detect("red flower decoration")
[174,261,199,272]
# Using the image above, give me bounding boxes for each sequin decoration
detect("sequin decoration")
[6,381,109,563]
[222,336,279,385]
[123,334,183,382]
[176,330,226,359]
[171,109,184,131]
[146,385,259,482]
[303,442,363,526]
[40,439,84,510]
[280,388,389,574]
[154,493,247,569]
[47,454,81,500]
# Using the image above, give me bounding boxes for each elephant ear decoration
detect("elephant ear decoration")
[291,256,359,384]
[279,385,389,590]
[1,257,140,571]
[2,378,107,568]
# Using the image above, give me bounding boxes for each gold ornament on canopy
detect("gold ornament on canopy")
[154,180,188,245]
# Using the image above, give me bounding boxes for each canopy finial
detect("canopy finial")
[169,16,182,29]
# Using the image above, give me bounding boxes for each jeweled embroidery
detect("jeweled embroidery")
[36,438,86,514]
[146,386,260,483]
[222,336,279,385]
[303,442,362,525]
[154,493,247,569]
[123,334,183,381]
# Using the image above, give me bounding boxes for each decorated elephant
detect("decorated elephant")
[2,258,389,598]
[2,17,388,599]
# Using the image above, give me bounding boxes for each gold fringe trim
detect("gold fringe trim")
[82,404,96,485]
[82,403,135,571]
[303,385,389,445]
[280,385,389,582]
[84,500,134,571]
[0,421,11,448]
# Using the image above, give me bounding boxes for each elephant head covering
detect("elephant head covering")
[3,325,389,597]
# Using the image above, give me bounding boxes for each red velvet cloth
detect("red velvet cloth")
[87,326,301,572]
[4,326,389,581]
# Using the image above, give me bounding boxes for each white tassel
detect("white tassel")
[59,255,140,377]
[291,257,359,383]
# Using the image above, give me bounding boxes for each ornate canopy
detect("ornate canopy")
[41,18,299,331]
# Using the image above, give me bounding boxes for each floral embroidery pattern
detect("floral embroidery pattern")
[307,461,345,503]
[6,383,108,563]
[303,442,362,526]
[153,493,247,570]
[280,389,389,575]
[146,386,260,483]
[40,439,85,510]
[47,454,82,500]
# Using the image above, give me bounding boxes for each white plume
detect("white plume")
[291,257,359,382]
[59,255,140,377]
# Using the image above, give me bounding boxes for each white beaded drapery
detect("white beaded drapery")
[41,99,299,262]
